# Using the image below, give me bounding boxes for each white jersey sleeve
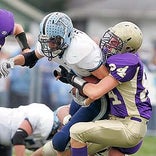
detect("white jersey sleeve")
[65,30,103,70]
[22,103,54,139]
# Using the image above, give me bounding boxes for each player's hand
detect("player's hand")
[0,58,14,78]
[70,87,89,107]
[53,65,76,84]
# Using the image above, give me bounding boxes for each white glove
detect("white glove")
[0,58,14,78]
[70,87,89,107]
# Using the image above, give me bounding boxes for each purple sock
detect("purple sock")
[71,146,87,156]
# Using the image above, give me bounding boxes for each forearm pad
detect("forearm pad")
[11,128,28,145]
[71,76,88,92]
[15,32,30,51]
[22,50,39,68]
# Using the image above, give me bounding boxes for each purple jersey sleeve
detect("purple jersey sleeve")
[106,53,139,82]
[0,9,14,46]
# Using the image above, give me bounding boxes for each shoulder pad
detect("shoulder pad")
[66,43,91,64]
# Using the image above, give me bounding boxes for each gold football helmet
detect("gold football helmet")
[100,21,143,58]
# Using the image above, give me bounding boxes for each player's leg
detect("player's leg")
[31,141,57,156]
[31,147,43,156]
[87,137,142,156]
[52,97,109,154]
[112,140,143,155]
[57,149,71,156]
[69,99,81,116]
[109,148,125,156]
[70,119,145,155]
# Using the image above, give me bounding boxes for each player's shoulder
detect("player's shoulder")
[107,53,141,82]
[72,28,97,46]
[107,52,139,66]
[65,29,100,64]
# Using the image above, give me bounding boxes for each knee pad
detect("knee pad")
[52,131,70,152]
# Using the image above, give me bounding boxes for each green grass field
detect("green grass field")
[13,136,156,156]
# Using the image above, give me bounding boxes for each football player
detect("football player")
[0,103,70,156]
[0,9,30,52]
[59,21,152,156]
[0,12,109,156]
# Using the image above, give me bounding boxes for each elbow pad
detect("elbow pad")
[22,50,39,68]
[11,128,28,145]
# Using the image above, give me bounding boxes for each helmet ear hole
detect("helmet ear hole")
[125,46,131,51]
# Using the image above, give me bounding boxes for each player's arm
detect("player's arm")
[53,65,119,104]
[12,118,33,156]
[65,74,118,106]
[0,50,43,78]
[13,23,30,53]
[83,75,119,100]
[13,50,43,67]
[91,64,109,79]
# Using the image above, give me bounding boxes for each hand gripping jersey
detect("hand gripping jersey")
[0,103,54,146]
[106,52,152,119]
[37,29,103,77]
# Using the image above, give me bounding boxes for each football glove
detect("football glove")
[0,58,14,78]
[53,65,74,84]
[54,65,87,92]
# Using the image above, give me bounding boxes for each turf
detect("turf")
[132,136,156,156]
[13,136,156,156]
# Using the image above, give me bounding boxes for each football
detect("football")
[83,75,100,84]
[71,75,99,97]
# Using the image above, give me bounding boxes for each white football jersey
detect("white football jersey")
[36,29,103,77]
[0,103,54,146]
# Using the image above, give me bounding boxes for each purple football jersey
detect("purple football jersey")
[106,52,152,119]
[0,9,14,47]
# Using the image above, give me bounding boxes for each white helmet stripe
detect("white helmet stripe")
[42,13,53,35]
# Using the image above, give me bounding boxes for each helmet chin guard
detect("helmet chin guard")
[38,34,67,60]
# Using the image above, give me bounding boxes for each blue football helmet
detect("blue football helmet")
[38,12,74,60]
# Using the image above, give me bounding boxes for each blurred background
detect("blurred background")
[0,1,156,155]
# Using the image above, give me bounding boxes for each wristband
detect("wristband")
[15,32,30,51]
[72,76,87,91]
